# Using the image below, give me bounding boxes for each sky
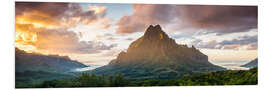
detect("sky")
[15,2,258,65]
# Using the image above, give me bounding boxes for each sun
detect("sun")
[15,29,37,53]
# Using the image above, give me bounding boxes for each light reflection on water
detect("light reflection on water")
[210,60,251,70]
[73,60,252,72]
[72,65,102,72]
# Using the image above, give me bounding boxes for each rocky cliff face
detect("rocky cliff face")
[93,25,225,79]
[110,25,208,65]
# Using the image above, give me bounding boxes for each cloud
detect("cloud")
[219,35,258,50]
[191,35,257,50]
[88,5,107,14]
[116,4,257,34]
[15,2,69,17]
[116,5,174,34]
[15,2,113,54]
[101,49,122,57]
[192,40,221,49]
[219,35,258,45]
[16,2,107,28]
[34,29,117,54]
[176,5,257,34]
[125,38,134,41]
[107,37,118,41]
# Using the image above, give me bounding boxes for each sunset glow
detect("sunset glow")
[14,2,259,88]
[15,2,258,65]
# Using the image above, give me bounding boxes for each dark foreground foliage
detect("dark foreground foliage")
[133,67,257,86]
[15,70,75,88]
[37,72,129,87]
[16,67,257,88]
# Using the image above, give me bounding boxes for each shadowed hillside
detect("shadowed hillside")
[91,25,225,79]
[241,58,258,68]
[15,48,87,73]
[15,48,88,88]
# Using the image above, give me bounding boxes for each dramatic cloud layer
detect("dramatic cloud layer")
[35,29,117,54]
[191,35,258,50]
[116,4,257,34]
[15,2,113,54]
[15,2,258,64]
[16,2,109,28]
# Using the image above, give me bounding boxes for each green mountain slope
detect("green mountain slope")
[16,70,75,88]
[241,58,258,68]
[15,48,87,73]
[131,67,257,86]
[91,25,225,79]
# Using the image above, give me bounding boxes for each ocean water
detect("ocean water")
[71,64,102,72]
[73,60,252,72]
[210,60,251,70]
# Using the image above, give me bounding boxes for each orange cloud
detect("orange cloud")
[88,5,107,14]
[15,2,113,54]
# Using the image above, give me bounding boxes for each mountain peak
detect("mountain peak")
[145,25,163,34]
[143,24,169,41]
[93,24,225,79]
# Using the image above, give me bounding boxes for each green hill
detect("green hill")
[91,25,225,79]
[15,70,75,88]
[22,67,257,88]
[242,58,258,68]
[16,48,87,73]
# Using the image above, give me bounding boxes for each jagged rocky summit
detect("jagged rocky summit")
[92,25,225,79]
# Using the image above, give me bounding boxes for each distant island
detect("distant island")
[15,48,87,87]
[241,58,258,68]
[16,48,87,73]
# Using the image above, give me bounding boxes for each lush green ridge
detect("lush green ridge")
[242,58,258,68]
[16,67,257,88]
[15,70,76,88]
[16,48,87,73]
[92,25,225,79]
[133,67,257,86]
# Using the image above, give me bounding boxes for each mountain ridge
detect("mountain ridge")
[241,58,258,68]
[92,25,225,79]
[15,48,87,73]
